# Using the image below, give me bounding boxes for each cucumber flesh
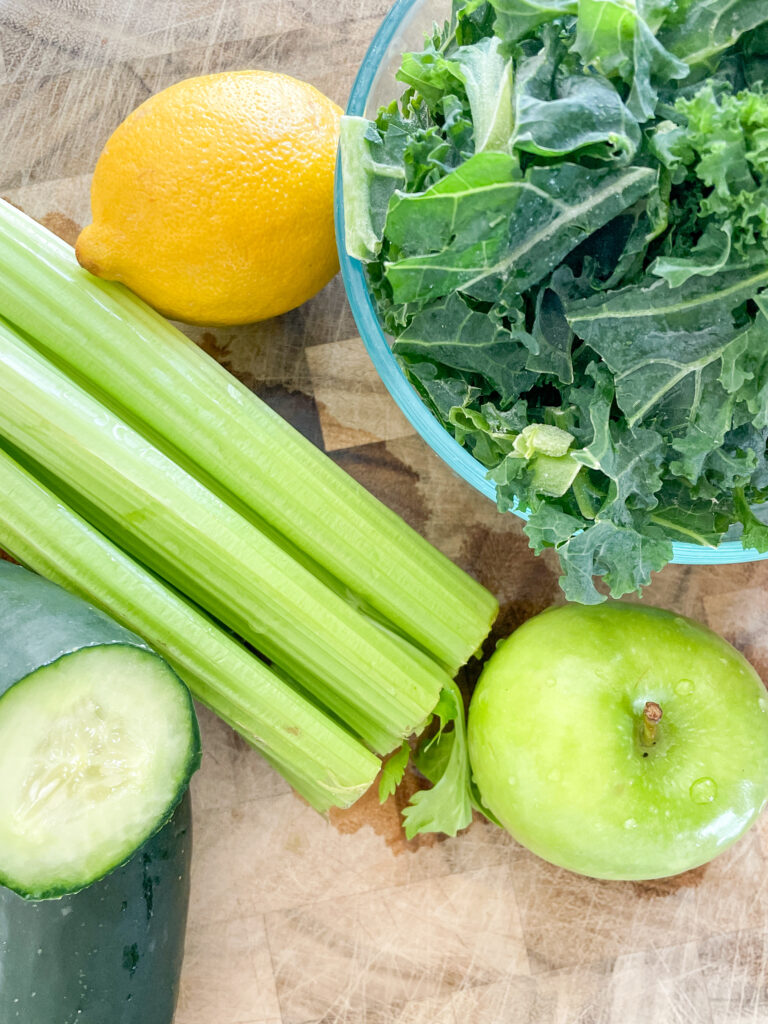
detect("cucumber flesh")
[0,644,199,899]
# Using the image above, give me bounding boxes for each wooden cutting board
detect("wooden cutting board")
[3,2,768,1021]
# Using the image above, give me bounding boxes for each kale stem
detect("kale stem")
[572,471,596,520]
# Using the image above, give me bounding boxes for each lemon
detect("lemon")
[76,71,342,325]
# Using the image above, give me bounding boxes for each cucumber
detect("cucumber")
[0,562,200,899]
[0,791,191,1024]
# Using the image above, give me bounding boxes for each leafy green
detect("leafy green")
[528,285,574,383]
[649,485,727,547]
[573,0,688,121]
[378,740,411,802]
[384,157,656,306]
[650,223,732,287]
[401,683,474,839]
[572,364,665,522]
[555,518,673,604]
[513,40,641,163]
[385,150,519,257]
[393,292,537,405]
[658,0,768,68]
[339,115,407,261]
[735,487,768,551]
[659,85,768,258]
[340,0,768,622]
[565,267,768,424]
[487,0,577,44]
[524,503,586,551]
[721,301,768,426]
[454,36,516,153]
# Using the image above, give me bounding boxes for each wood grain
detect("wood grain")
[3,2,768,1022]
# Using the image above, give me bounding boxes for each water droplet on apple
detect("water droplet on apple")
[547,768,561,782]
[675,679,694,695]
[759,698,767,713]
[544,677,556,688]
[623,817,638,830]
[690,777,717,804]
[507,776,516,786]
[673,616,687,628]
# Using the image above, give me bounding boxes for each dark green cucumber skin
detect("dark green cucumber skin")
[0,558,155,692]
[0,561,201,898]
[0,792,192,1024]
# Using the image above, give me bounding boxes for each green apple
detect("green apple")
[468,602,768,880]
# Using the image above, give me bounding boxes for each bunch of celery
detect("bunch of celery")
[0,200,497,832]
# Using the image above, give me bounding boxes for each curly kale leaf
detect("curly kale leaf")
[573,0,689,121]
[384,156,656,306]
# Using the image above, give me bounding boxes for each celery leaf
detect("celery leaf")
[378,741,411,803]
[402,682,473,839]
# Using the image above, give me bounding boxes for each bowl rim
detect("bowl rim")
[334,0,768,568]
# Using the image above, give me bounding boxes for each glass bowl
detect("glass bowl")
[334,0,768,567]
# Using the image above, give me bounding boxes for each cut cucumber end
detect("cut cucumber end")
[0,644,200,899]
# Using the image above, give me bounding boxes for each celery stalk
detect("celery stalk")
[0,446,379,812]
[0,201,497,674]
[0,318,450,753]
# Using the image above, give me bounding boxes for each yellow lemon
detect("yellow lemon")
[76,71,342,325]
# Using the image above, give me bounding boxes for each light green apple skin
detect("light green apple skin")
[468,602,768,880]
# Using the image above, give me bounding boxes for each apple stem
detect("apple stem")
[641,701,663,746]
